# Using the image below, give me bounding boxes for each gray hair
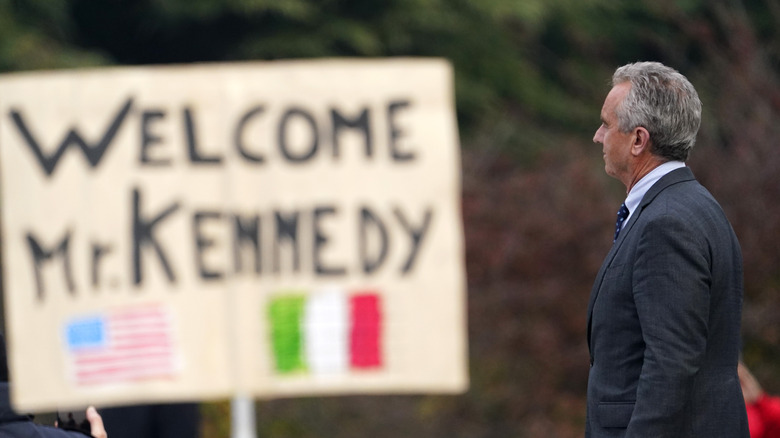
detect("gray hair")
[612,62,702,161]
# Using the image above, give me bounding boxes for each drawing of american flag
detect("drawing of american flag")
[64,304,180,386]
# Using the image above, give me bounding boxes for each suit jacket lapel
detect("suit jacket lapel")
[586,167,696,353]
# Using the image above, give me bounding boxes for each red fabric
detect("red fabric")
[748,394,780,438]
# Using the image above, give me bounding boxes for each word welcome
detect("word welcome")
[9,97,417,177]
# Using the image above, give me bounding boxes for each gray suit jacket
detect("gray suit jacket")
[586,167,749,437]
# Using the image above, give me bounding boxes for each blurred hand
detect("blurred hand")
[86,406,107,438]
[738,362,764,404]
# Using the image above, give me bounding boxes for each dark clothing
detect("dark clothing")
[0,383,87,438]
[586,167,749,437]
[99,403,199,438]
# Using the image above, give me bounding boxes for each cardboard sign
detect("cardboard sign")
[0,59,467,411]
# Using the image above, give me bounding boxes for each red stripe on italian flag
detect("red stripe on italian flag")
[269,289,383,375]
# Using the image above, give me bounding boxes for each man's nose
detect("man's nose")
[593,126,604,144]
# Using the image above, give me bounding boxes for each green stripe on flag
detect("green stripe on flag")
[268,294,306,373]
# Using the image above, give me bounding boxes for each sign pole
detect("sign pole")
[231,394,257,438]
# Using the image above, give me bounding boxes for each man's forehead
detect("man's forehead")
[602,82,631,117]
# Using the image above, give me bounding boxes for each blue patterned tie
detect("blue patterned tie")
[614,202,629,241]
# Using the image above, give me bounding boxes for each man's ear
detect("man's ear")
[630,126,651,156]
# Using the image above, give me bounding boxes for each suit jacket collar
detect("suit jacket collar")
[586,166,696,354]
[637,166,695,209]
[612,166,694,247]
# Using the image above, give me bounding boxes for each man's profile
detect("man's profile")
[586,62,748,437]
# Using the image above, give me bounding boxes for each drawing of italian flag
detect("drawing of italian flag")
[268,289,383,375]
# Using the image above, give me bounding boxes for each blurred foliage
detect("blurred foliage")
[1,0,610,138]
[2,0,780,436]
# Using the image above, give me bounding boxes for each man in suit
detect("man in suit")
[586,61,749,437]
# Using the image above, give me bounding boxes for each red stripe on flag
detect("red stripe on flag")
[349,293,382,369]
[75,349,173,366]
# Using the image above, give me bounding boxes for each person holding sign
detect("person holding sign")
[0,334,108,437]
[586,62,748,436]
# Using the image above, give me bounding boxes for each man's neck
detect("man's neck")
[624,156,667,193]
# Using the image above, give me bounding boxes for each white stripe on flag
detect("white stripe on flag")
[304,288,348,375]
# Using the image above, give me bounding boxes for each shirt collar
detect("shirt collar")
[624,161,686,221]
